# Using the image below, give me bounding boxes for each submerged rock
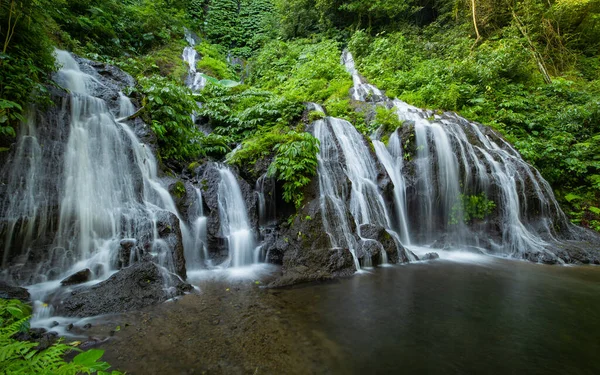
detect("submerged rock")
[57,261,192,317]
[0,281,30,301]
[60,268,92,286]
[422,252,440,261]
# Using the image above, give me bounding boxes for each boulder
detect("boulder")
[359,223,402,264]
[58,261,192,317]
[267,199,356,287]
[60,269,92,286]
[422,252,440,261]
[0,281,30,301]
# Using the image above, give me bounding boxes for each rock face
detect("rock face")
[58,262,192,317]
[0,281,30,301]
[154,210,187,279]
[267,182,355,287]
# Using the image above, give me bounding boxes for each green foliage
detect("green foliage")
[229,127,319,208]
[137,75,202,161]
[369,106,403,134]
[46,0,190,57]
[197,83,304,142]
[449,193,497,225]
[0,0,57,139]
[195,42,237,80]
[248,38,353,105]
[308,110,326,122]
[203,0,276,58]
[267,131,320,208]
[0,299,123,375]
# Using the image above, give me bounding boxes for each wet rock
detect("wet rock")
[61,269,92,286]
[359,224,402,264]
[58,261,192,317]
[0,281,30,301]
[36,331,59,351]
[117,239,138,268]
[268,199,356,287]
[13,328,58,351]
[66,323,74,331]
[154,210,187,279]
[83,323,92,329]
[422,252,440,260]
[50,321,59,328]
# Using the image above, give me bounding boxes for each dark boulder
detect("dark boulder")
[60,269,92,286]
[267,198,356,287]
[0,281,30,301]
[57,261,192,317]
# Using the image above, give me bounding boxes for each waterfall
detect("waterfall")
[337,50,575,261]
[182,31,207,93]
[388,100,564,256]
[341,50,383,101]
[217,167,256,267]
[372,133,411,245]
[0,50,192,287]
[185,188,209,270]
[313,117,405,269]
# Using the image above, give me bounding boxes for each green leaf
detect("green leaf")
[73,349,105,367]
[565,193,582,202]
[588,206,600,215]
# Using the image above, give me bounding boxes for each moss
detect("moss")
[171,181,186,199]
[188,161,200,171]
[308,110,326,122]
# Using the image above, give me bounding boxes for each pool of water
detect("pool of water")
[93,254,600,374]
[278,255,600,374]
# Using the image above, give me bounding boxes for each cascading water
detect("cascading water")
[313,116,408,268]
[341,50,383,102]
[0,50,192,292]
[372,133,411,245]
[342,50,574,260]
[182,31,207,93]
[217,167,257,267]
[185,188,209,269]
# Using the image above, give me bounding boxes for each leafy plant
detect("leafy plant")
[0,299,123,375]
[137,75,202,161]
[228,127,319,209]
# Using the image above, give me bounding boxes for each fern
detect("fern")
[0,299,124,375]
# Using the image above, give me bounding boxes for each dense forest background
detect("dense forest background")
[1,0,599,229]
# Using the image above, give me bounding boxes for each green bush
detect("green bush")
[449,193,497,225]
[137,75,202,161]
[247,38,353,104]
[197,83,304,142]
[228,127,320,208]
[0,0,57,139]
[0,299,123,374]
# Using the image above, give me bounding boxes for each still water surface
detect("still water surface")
[277,252,600,374]
[97,251,600,374]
